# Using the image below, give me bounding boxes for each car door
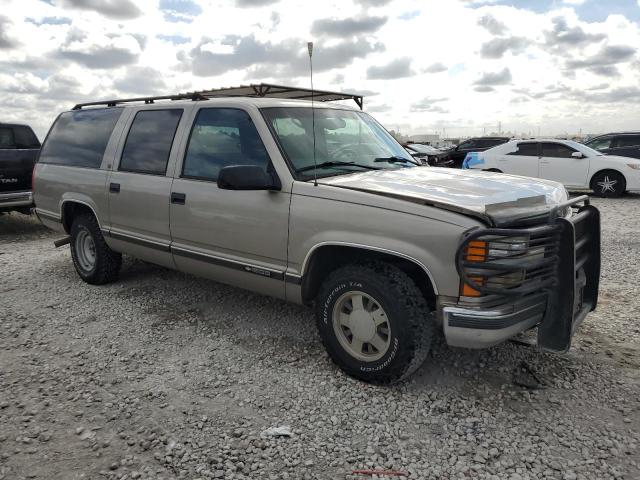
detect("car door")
[538,142,589,187]
[169,107,289,300]
[499,141,540,177]
[610,135,640,159]
[106,107,186,268]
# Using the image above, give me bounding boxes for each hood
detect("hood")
[319,167,568,226]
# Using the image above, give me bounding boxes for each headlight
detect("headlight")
[627,163,640,170]
[487,236,529,257]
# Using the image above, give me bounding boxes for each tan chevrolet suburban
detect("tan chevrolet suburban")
[33,85,601,384]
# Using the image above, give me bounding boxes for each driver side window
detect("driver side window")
[540,142,576,158]
[182,108,271,181]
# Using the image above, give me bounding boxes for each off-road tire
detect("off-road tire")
[70,213,121,285]
[591,170,626,198]
[315,261,433,384]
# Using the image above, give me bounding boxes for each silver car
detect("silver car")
[33,94,601,384]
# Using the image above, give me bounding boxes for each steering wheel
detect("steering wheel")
[331,145,359,161]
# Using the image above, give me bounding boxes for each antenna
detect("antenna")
[308,41,318,187]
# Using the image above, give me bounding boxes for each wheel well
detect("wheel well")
[61,202,96,233]
[589,169,626,190]
[301,245,437,309]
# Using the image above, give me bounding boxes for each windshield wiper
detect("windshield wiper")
[374,156,417,165]
[296,161,380,173]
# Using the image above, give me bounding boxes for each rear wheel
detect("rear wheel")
[591,171,625,198]
[314,262,433,384]
[70,213,121,284]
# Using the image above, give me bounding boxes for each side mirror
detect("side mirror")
[571,152,585,159]
[217,165,281,191]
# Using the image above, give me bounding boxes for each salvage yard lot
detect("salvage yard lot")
[1,196,639,480]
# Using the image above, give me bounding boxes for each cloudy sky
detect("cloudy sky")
[1,0,639,139]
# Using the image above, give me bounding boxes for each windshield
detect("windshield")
[408,144,438,154]
[261,107,415,179]
[566,140,603,157]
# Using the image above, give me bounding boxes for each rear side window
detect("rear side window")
[508,142,538,156]
[39,109,123,168]
[615,135,640,148]
[182,108,270,181]
[13,126,40,148]
[540,142,575,158]
[0,127,15,149]
[119,109,183,175]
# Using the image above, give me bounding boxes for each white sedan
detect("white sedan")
[462,139,640,197]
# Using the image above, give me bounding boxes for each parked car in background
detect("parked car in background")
[463,138,640,197]
[0,122,40,214]
[403,143,453,167]
[585,132,640,160]
[444,137,510,168]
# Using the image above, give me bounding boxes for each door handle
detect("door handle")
[171,192,186,205]
[109,182,120,193]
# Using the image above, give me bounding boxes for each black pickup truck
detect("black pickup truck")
[0,123,40,214]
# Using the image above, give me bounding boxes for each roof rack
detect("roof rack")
[72,83,364,110]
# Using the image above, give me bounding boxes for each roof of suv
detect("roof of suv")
[72,83,365,111]
[70,96,363,114]
[0,122,33,128]
[589,131,640,138]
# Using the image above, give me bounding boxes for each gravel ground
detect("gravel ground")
[1,195,639,480]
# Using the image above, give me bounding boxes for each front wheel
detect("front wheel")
[591,171,626,197]
[315,262,433,384]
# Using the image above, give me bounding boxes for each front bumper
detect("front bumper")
[0,190,33,210]
[444,195,601,352]
[443,293,547,348]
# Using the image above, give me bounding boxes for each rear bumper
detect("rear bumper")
[0,190,33,209]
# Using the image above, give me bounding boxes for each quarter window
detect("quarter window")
[119,109,183,175]
[540,142,576,158]
[182,108,270,181]
[508,143,538,156]
[615,135,640,148]
[38,109,122,168]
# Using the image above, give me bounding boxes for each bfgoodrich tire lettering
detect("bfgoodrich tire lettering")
[315,262,433,384]
[70,213,122,285]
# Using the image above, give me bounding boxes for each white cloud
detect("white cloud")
[0,0,638,139]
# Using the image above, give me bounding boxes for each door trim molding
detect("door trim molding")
[171,246,286,281]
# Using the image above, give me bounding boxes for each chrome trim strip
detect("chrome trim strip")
[171,246,285,281]
[36,209,61,222]
[284,273,302,285]
[300,241,439,294]
[105,229,171,253]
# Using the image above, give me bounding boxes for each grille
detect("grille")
[457,224,562,297]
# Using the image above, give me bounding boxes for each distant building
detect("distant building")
[407,134,440,145]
